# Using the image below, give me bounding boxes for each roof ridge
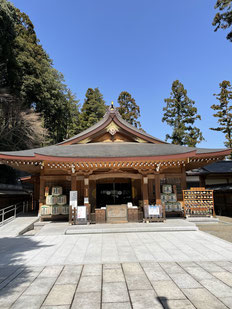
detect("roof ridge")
[58,106,167,145]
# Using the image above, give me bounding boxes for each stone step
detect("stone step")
[65,225,198,235]
[186,217,219,224]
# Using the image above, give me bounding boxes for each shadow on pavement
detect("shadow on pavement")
[0,236,51,304]
[159,296,170,309]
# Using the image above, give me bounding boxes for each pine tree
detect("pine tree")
[117,91,141,128]
[210,80,232,148]
[213,0,232,42]
[162,80,204,147]
[79,88,107,131]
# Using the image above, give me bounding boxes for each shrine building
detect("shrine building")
[0,105,230,222]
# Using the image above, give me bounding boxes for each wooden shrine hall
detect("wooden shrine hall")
[0,105,231,223]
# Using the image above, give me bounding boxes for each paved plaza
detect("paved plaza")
[0,228,232,308]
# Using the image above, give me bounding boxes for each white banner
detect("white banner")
[70,191,78,208]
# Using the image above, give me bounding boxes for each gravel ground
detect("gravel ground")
[197,216,232,243]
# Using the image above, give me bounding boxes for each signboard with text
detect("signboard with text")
[70,191,78,208]
[77,206,87,219]
[148,205,160,216]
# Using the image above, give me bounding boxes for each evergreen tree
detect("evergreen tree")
[210,80,232,148]
[213,0,232,42]
[79,88,107,131]
[162,80,204,147]
[117,91,141,128]
[64,89,81,139]
[0,0,80,146]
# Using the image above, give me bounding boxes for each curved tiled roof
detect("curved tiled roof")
[0,143,228,159]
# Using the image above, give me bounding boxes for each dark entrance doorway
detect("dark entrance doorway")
[96,181,132,208]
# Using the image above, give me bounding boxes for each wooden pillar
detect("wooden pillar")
[39,176,45,215]
[32,176,39,211]
[199,175,205,187]
[155,174,166,218]
[142,176,149,206]
[71,175,77,191]
[181,166,187,191]
[84,176,91,218]
[155,174,161,205]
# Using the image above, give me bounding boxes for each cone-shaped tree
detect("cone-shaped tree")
[79,88,107,131]
[162,80,204,147]
[210,80,232,148]
[117,91,141,128]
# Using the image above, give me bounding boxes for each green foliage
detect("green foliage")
[210,80,232,148]
[79,88,107,131]
[162,80,204,147]
[0,0,80,147]
[213,0,232,41]
[117,91,141,128]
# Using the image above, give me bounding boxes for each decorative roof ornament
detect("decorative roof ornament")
[106,121,119,136]
[110,101,114,110]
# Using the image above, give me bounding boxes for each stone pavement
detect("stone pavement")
[1,261,232,308]
[1,230,232,308]
[0,215,38,237]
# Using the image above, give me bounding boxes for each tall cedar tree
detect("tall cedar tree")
[162,80,204,147]
[213,0,232,41]
[79,88,107,131]
[117,91,141,128]
[0,0,80,148]
[210,81,232,148]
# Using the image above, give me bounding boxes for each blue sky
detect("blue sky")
[11,0,232,148]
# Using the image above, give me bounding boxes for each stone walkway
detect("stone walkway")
[0,230,232,308]
[1,261,232,308]
[1,231,232,266]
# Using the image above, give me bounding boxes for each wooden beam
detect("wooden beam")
[89,172,142,180]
